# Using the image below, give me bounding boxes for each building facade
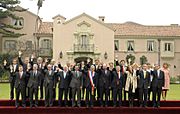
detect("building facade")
[1,6,180,77]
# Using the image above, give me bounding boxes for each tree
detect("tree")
[126,54,135,65]
[0,0,26,37]
[140,55,148,65]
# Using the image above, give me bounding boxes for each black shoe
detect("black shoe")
[100,105,103,107]
[22,105,26,108]
[140,104,143,107]
[49,104,53,107]
[35,105,38,108]
[30,105,33,108]
[78,105,81,108]
[86,105,89,108]
[113,105,116,107]
[105,105,108,107]
[15,105,19,109]
[45,105,48,107]
[90,105,94,108]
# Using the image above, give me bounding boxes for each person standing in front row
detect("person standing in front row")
[44,64,55,107]
[112,65,124,107]
[58,65,71,107]
[138,64,150,107]
[152,64,164,108]
[85,65,98,108]
[70,65,83,107]
[125,65,137,107]
[161,63,170,101]
[14,65,26,108]
[27,64,41,108]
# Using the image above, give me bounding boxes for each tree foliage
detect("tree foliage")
[0,0,26,37]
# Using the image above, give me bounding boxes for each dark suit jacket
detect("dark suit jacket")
[70,71,83,88]
[14,72,26,89]
[44,70,55,88]
[111,71,124,89]
[4,64,19,82]
[85,71,98,88]
[18,57,33,72]
[27,71,41,88]
[98,69,111,88]
[138,70,150,89]
[152,70,165,88]
[58,71,71,89]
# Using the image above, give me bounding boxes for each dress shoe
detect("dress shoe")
[35,105,38,108]
[15,105,19,109]
[22,105,26,108]
[30,105,33,108]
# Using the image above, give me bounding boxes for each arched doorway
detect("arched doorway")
[74,57,93,65]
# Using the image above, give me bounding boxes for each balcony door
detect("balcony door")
[80,35,88,46]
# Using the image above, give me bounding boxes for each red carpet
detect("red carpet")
[0,100,180,114]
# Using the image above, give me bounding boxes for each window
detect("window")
[26,41,33,49]
[12,18,24,27]
[81,35,88,46]
[4,40,16,50]
[164,43,172,51]
[41,39,51,49]
[147,41,154,51]
[127,41,134,51]
[114,40,119,51]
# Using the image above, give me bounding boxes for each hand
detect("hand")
[80,86,82,89]
[3,60,7,65]
[18,51,22,57]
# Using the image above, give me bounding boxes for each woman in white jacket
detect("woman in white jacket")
[125,65,138,107]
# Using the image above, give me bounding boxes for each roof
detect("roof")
[63,13,114,31]
[107,22,180,36]
[37,22,53,34]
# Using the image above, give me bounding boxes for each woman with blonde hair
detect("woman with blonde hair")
[161,63,170,100]
[125,65,138,107]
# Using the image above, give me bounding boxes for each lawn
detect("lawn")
[0,83,179,100]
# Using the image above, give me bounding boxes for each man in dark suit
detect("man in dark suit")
[51,59,58,100]
[14,65,26,108]
[138,64,150,107]
[37,57,46,99]
[27,64,41,108]
[3,59,18,100]
[99,63,111,107]
[44,64,55,107]
[152,64,164,108]
[58,65,71,107]
[85,65,98,108]
[70,65,83,107]
[120,60,127,101]
[18,51,34,99]
[111,65,124,107]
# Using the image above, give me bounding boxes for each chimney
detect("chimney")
[170,24,178,27]
[99,16,105,22]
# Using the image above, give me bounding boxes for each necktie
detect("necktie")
[76,71,78,77]
[144,71,146,79]
[118,72,120,79]
[33,72,35,79]
[20,72,22,79]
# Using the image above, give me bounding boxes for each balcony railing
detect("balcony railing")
[74,44,94,53]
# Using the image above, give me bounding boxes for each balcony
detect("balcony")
[74,44,94,53]
[39,48,52,57]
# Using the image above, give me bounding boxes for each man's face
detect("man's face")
[25,58,29,64]
[121,61,125,65]
[143,64,147,70]
[116,66,120,72]
[75,66,79,71]
[155,65,160,70]
[13,59,17,65]
[47,65,52,70]
[103,64,107,69]
[19,66,23,72]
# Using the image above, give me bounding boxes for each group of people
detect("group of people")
[3,52,170,108]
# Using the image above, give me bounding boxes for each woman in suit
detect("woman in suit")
[125,65,137,107]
